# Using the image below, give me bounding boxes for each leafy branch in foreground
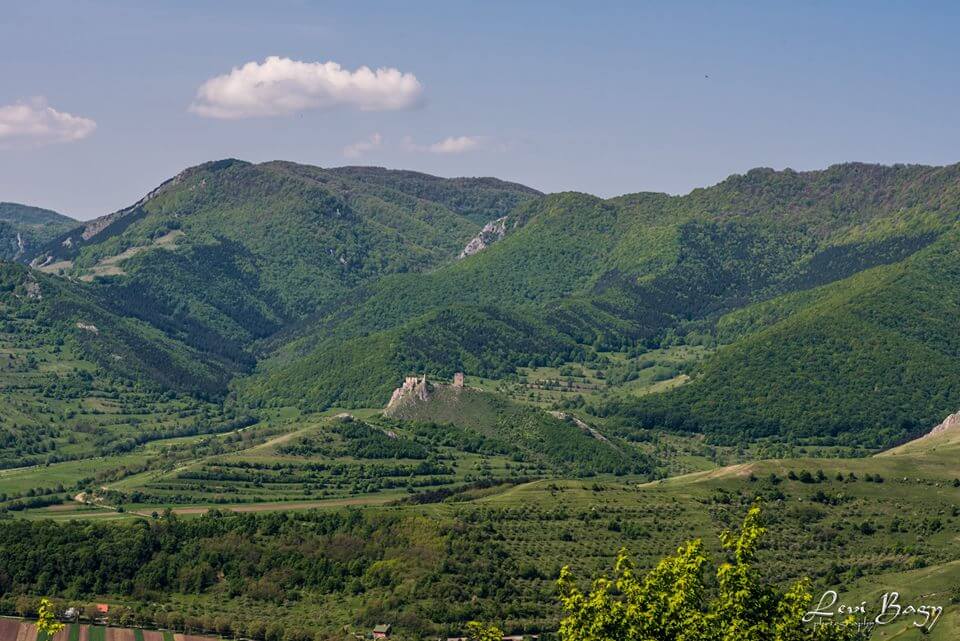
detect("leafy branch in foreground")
[36,597,64,637]
[556,503,857,641]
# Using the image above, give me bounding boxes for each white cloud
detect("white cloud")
[403,135,483,154]
[190,56,423,119]
[343,132,383,159]
[428,135,481,154]
[0,98,96,148]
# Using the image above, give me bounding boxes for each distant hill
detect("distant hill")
[0,202,76,260]
[0,261,235,396]
[323,165,542,225]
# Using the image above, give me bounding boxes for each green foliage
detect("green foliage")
[14,160,960,448]
[278,419,430,460]
[241,304,581,410]
[37,597,65,636]
[465,621,505,641]
[243,162,960,415]
[324,165,541,225]
[557,504,857,641]
[386,385,650,475]
[0,261,235,397]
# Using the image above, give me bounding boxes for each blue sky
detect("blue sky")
[1,1,959,220]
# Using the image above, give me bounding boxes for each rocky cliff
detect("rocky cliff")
[459,216,509,258]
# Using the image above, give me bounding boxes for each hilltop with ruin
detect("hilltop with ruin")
[384,372,465,413]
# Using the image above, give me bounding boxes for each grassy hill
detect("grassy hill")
[384,382,649,475]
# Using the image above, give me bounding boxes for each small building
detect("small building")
[62,607,79,622]
[95,604,109,615]
[373,624,392,639]
[453,372,464,387]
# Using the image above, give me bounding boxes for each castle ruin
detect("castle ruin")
[385,372,466,411]
[387,373,429,409]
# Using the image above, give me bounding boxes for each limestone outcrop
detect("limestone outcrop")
[387,374,430,410]
[459,216,508,258]
[925,411,960,439]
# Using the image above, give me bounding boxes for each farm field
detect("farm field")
[0,368,889,521]
[0,618,205,641]
[3,423,956,639]
[0,316,215,463]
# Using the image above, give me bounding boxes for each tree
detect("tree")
[37,597,65,637]
[557,503,857,641]
[465,621,504,641]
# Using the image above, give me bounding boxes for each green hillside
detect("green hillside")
[9,159,960,450]
[242,162,960,417]
[610,226,960,447]
[0,162,549,473]
[0,202,76,260]
[384,382,648,474]
[0,262,245,470]
[22,160,539,366]
[323,165,542,225]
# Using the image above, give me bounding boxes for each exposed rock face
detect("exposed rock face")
[80,171,182,241]
[926,411,960,439]
[459,216,509,258]
[386,374,430,410]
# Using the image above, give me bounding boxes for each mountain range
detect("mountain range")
[6,159,960,454]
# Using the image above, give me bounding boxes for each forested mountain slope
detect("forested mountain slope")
[0,202,76,260]
[0,262,234,396]
[19,160,540,389]
[606,226,960,447]
[242,163,960,417]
